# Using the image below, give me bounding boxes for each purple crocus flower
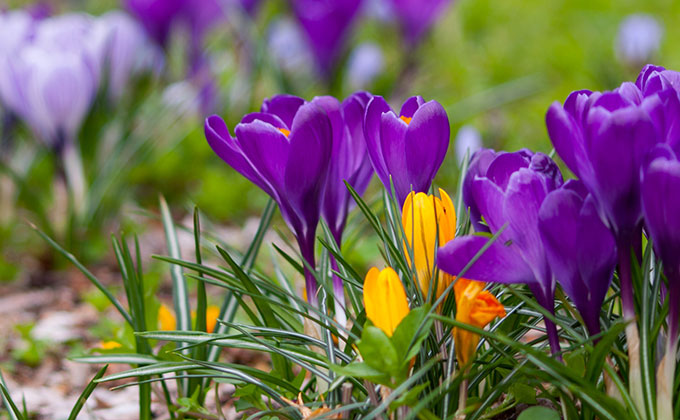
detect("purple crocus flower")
[538,180,617,337]
[545,74,678,330]
[438,149,565,355]
[289,0,362,77]
[462,148,532,233]
[4,45,97,150]
[309,92,373,326]
[364,95,450,205]
[388,0,451,46]
[97,11,164,101]
[641,144,680,417]
[204,96,333,306]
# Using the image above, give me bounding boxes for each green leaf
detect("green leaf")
[391,306,432,365]
[358,326,399,375]
[389,383,429,409]
[585,322,626,383]
[67,365,108,420]
[330,362,390,384]
[517,406,560,420]
[509,382,537,405]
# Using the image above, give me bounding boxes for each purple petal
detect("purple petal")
[204,115,274,196]
[404,100,450,196]
[399,95,425,118]
[437,235,536,284]
[642,150,680,276]
[503,168,552,286]
[463,148,497,232]
[261,94,305,128]
[485,151,530,191]
[235,119,290,193]
[380,111,410,202]
[364,96,392,188]
[284,102,333,232]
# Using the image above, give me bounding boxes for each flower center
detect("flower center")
[400,116,412,124]
[278,128,291,137]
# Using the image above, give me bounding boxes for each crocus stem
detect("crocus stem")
[61,142,87,221]
[617,242,646,419]
[545,318,562,359]
[458,377,468,417]
[299,234,319,308]
[657,281,679,420]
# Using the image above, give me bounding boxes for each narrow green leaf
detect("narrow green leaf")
[67,365,108,420]
[517,406,560,420]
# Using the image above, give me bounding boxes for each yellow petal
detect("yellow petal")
[100,340,122,350]
[363,267,409,336]
[402,189,457,301]
[206,305,221,333]
[158,304,177,331]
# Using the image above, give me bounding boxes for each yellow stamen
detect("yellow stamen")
[400,116,412,124]
[278,127,291,137]
[99,340,122,350]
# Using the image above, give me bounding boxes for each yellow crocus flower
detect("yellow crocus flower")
[402,188,457,300]
[453,278,506,367]
[363,267,410,337]
[158,303,176,331]
[159,304,222,333]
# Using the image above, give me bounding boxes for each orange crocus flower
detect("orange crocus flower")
[453,278,506,367]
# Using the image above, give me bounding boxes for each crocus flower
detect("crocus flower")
[454,125,482,166]
[545,76,675,330]
[387,0,452,46]
[317,92,374,244]
[402,188,456,301]
[364,95,450,205]
[4,44,96,151]
[159,303,177,331]
[205,96,333,305]
[158,304,221,333]
[615,14,663,68]
[96,11,164,101]
[453,278,505,367]
[346,43,385,90]
[289,0,362,76]
[438,149,564,355]
[124,0,185,48]
[538,180,617,336]
[295,93,373,325]
[640,144,680,420]
[363,267,410,337]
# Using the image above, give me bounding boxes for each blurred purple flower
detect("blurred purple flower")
[364,95,450,205]
[616,14,663,67]
[267,17,314,74]
[97,11,164,101]
[289,0,362,76]
[388,0,451,45]
[438,149,564,354]
[538,180,617,336]
[454,125,482,165]
[124,0,185,48]
[5,45,97,149]
[346,43,385,90]
[204,96,333,305]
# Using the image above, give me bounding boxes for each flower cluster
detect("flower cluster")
[0,9,161,150]
[205,91,506,367]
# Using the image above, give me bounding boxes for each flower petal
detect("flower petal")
[437,235,536,285]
